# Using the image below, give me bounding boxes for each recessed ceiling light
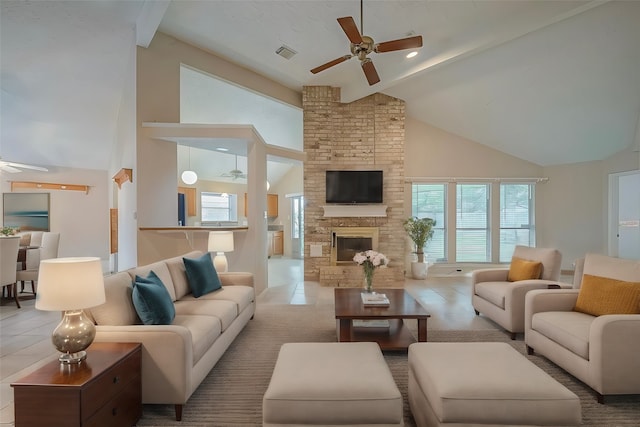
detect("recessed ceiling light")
[406,51,418,59]
[216,147,229,152]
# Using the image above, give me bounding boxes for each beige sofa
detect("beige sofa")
[525,253,640,403]
[87,250,256,421]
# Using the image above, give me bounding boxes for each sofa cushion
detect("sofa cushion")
[183,252,222,297]
[133,271,176,325]
[180,285,255,314]
[531,311,594,359]
[129,261,177,301]
[166,251,203,299]
[89,272,140,326]
[475,281,508,309]
[508,257,542,282]
[174,299,238,331]
[172,314,222,364]
[574,274,640,316]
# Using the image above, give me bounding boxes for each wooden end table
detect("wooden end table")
[11,342,142,427]
[334,288,430,350]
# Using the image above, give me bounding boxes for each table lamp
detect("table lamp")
[208,231,234,272]
[35,257,106,364]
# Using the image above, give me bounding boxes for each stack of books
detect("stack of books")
[361,292,390,306]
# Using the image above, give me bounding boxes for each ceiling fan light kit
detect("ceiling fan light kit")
[311,0,423,86]
[221,155,247,180]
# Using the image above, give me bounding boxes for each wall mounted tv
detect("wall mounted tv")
[325,170,383,204]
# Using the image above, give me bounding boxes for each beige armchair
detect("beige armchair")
[472,245,563,339]
[525,253,640,403]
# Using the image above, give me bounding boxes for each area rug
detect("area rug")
[137,303,640,426]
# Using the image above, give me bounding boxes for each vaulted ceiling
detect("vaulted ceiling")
[2,0,639,175]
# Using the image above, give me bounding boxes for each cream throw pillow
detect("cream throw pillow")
[574,274,640,316]
[507,257,542,282]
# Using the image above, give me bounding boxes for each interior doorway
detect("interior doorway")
[290,195,304,259]
[609,170,640,259]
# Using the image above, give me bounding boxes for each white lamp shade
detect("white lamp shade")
[208,231,234,253]
[36,257,106,311]
[181,170,198,185]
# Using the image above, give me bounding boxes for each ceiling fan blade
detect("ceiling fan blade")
[337,16,363,44]
[311,55,352,74]
[0,165,22,173]
[4,161,49,172]
[375,35,423,53]
[361,59,380,86]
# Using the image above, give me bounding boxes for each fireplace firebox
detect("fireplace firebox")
[330,227,379,265]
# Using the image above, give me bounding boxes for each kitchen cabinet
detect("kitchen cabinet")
[178,187,197,216]
[267,194,278,218]
[268,230,284,257]
[245,193,278,218]
[273,230,283,255]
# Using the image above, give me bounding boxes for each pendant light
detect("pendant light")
[181,147,198,185]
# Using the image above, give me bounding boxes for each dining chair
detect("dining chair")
[17,232,60,294]
[1,236,22,308]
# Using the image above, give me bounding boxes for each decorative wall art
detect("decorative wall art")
[3,193,50,231]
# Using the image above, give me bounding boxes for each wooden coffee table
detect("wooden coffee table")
[334,288,430,350]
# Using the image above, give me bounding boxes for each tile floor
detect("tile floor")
[0,258,567,425]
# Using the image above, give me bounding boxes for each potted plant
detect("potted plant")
[1,226,18,237]
[403,217,436,279]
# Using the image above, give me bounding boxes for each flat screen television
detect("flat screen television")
[325,170,383,204]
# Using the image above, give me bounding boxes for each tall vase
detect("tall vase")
[364,272,373,293]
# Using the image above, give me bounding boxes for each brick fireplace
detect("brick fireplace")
[302,86,406,287]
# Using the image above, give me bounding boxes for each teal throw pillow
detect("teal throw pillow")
[133,271,176,325]
[183,253,222,298]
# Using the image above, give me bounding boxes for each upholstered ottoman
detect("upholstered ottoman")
[408,342,581,427]
[263,342,404,426]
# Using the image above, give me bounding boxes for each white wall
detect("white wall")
[405,116,640,270]
[537,161,604,268]
[1,167,110,263]
[111,40,138,271]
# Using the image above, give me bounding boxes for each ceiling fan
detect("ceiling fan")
[0,157,48,174]
[221,155,247,180]
[310,0,423,86]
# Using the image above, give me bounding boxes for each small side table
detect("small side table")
[11,342,142,427]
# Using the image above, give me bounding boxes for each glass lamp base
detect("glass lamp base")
[58,350,87,364]
[52,310,96,365]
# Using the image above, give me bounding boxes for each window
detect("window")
[456,184,490,262]
[201,192,238,223]
[500,183,535,262]
[411,184,446,261]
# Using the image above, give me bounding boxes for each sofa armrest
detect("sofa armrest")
[505,280,564,323]
[94,325,193,403]
[471,268,509,285]
[590,315,640,393]
[524,289,580,331]
[219,272,254,288]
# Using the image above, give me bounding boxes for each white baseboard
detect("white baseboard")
[427,263,506,277]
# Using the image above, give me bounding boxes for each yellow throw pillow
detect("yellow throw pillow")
[574,274,640,316]
[507,257,543,282]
